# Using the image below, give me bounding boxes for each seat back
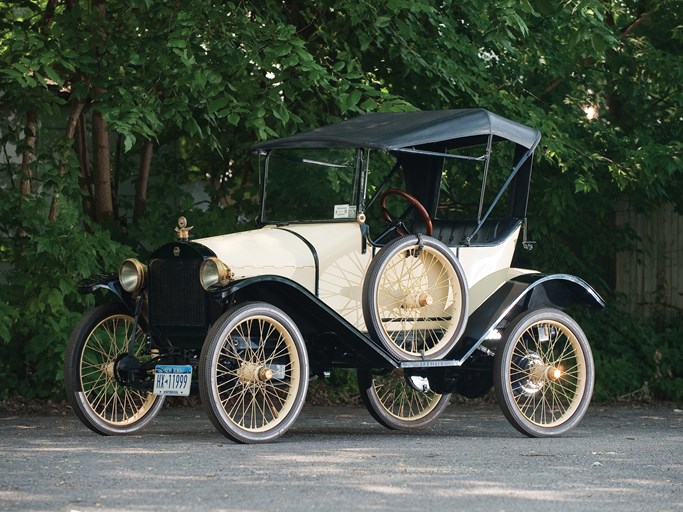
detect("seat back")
[413,217,522,247]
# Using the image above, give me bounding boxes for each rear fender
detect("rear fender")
[449,273,605,361]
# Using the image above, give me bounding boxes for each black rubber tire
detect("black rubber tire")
[363,235,468,360]
[358,369,451,430]
[199,302,309,444]
[64,303,165,435]
[493,308,594,437]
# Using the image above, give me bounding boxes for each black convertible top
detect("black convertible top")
[252,109,541,152]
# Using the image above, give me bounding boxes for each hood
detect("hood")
[194,225,315,288]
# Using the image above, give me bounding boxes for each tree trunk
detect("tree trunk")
[48,98,87,222]
[75,110,94,220]
[20,111,37,197]
[88,0,112,224]
[112,133,122,221]
[42,0,58,27]
[133,139,153,224]
[91,108,113,224]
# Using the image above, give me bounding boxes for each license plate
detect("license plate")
[153,365,192,396]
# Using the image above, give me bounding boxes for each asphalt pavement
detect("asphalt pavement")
[1,402,682,512]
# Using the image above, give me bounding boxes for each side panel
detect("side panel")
[456,225,521,308]
[284,223,372,330]
[197,223,371,330]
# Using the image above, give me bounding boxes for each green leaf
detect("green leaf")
[270,44,291,58]
[360,99,378,111]
[591,35,606,54]
[208,96,231,115]
[194,70,207,88]
[42,65,61,85]
[376,16,392,28]
[123,133,136,152]
[168,39,187,49]
[0,68,24,81]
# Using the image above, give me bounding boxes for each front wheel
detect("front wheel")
[358,369,451,430]
[64,303,165,435]
[493,308,594,437]
[199,302,309,444]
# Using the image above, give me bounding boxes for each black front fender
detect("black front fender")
[77,273,136,313]
[210,275,399,369]
[448,273,605,361]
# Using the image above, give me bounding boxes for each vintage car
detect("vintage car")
[64,109,605,443]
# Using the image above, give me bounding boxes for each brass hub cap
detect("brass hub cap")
[401,292,434,309]
[103,361,116,379]
[546,366,562,380]
[236,362,273,384]
[527,359,563,389]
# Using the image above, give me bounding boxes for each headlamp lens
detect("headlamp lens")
[119,259,146,293]
[200,257,231,290]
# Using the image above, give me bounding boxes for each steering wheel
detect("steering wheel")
[379,188,433,237]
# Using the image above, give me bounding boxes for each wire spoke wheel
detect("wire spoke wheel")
[358,369,451,430]
[200,302,309,443]
[494,308,594,437]
[363,235,468,360]
[64,303,164,435]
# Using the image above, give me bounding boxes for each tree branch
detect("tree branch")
[20,111,37,197]
[620,12,650,42]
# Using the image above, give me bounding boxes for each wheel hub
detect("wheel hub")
[518,354,563,394]
[402,291,433,309]
[103,361,115,378]
[236,362,273,384]
[519,354,546,394]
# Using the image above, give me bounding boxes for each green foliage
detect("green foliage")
[308,369,361,405]
[0,0,681,401]
[576,302,683,402]
[0,193,130,398]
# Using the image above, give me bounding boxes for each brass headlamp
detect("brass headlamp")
[200,257,233,290]
[119,258,147,293]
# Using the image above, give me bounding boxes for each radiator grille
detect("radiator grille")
[149,258,206,327]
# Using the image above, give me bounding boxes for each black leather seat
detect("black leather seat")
[413,217,522,246]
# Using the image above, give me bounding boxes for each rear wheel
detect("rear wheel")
[358,369,451,430]
[493,308,594,437]
[363,235,468,360]
[64,303,164,435]
[199,302,309,444]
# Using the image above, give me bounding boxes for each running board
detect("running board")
[400,359,463,369]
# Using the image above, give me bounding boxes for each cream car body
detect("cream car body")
[198,220,533,331]
[197,222,372,329]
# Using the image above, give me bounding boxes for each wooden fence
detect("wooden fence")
[615,203,683,317]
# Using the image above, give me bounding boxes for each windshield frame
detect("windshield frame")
[258,147,366,225]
